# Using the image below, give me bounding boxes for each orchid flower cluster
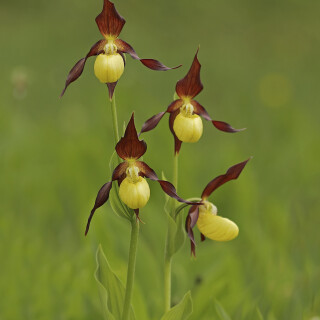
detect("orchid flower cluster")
[61,0,250,319]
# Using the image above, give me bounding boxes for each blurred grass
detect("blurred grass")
[1,0,320,319]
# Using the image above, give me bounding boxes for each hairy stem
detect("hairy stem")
[122,219,140,320]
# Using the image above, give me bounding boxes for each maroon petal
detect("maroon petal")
[115,39,139,59]
[140,112,166,135]
[192,100,245,132]
[212,120,245,133]
[112,162,128,180]
[158,180,199,205]
[115,39,181,70]
[201,158,251,199]
[95,0,126,38]
[166,99,184,113]
[189,205,200,229]
[60,39,107,97]
[107,82,118,100]
[191,100,211,121]
[200,233,206,242]
[169,110,182,154]
[85,162,128,235]
[185,216,196,256]
[140,59,181,71]
[116,113,147,160]
[137,161,201,205]
[136,161,158,180]
[176,48,203,99]
[185,205,200,256]
[85,181,112,235]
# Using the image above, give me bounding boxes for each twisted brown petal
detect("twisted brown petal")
[95,0,126,38]
[212,120,246,133]
[176,48,203,99]
[136,161,158,180]
[137,161,201,205]
[60,40,107,97]
[85,182,112,236]
[85,162,127,235]
[201,158,251,199]
[112,162,128,180]
[116,113,147,160]
[191,100,245,133]
[115,39,181,71]
[139,100,183,135]
[169,110,182,154]
[107,82,117,100]
[140,112,166,135]
[166,99,184,113]
[185,205,199,256]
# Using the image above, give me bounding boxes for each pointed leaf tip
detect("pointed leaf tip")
[95,245,135,320]
[161,291,193,320]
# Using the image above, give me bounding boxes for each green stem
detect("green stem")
[164,152,179,312]
[122,219,140,320]
[110,90,120,145]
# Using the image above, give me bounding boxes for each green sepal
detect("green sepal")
[214,300,231,320]
[161,291,193,320]
[95,245,135,320]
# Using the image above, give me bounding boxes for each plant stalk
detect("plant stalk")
[164,152,179,312]
[110,91,120,144]
[122,218,140,320]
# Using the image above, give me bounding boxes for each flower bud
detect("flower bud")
[197,202,239,241]
[119,166,150,209]
[94,53,124,83]
[173,103,203,143]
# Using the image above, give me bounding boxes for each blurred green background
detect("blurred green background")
[1,0,320,319]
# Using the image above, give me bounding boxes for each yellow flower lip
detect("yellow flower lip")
[94,53,124,83]
[199,201,217,215]
[119,176,150,209]
[197,201,239,242]
[173,111,203,143]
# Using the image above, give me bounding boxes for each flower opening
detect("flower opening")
[85,113,201,235]
[61,0,181,99]
[140,48,244,154]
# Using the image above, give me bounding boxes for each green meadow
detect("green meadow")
[1,0,319,319]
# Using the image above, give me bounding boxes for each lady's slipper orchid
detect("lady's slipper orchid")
[85,113,200,235]
[61,0,181,99]
[140,49,245,153]
[185,158,250,255]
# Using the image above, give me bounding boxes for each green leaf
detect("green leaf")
[161,291,193,320]
[95,245,135,320]
[214,300,232,320]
